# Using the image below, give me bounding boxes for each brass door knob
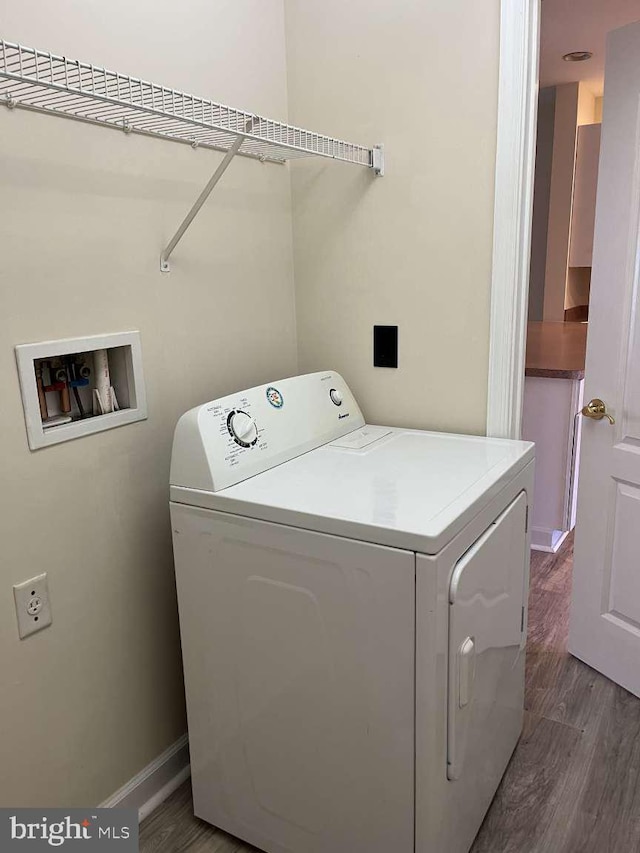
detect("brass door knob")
[581,398,615,424]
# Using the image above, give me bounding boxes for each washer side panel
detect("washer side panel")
[416,463,534,853]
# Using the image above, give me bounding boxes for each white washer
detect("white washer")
[170,371,534,853]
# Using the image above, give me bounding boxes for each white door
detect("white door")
[569,20,640,698]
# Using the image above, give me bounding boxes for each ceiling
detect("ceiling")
[540,0,640,96]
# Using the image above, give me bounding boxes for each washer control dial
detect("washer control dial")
[329,388,343,406]
[227,410,258,447]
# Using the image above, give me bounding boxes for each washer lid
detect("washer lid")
[170,426,534,554]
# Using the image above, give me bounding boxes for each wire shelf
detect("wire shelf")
[0,39,379,170]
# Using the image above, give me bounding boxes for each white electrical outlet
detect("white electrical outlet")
[13,573,52,638]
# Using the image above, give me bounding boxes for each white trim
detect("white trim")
[99,733,190,822]
[530,527,571,553]
[486,0,541,439]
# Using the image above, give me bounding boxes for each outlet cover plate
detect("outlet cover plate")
[373,325,398,368]
[13,573,52,638]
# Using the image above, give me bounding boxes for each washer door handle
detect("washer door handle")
[458,637,476,709]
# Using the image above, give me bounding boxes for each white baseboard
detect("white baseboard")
[530,527,570,553]
[99,733,190,822]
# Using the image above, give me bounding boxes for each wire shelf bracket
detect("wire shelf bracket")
[0,39,385,273]
[160,132,245,273]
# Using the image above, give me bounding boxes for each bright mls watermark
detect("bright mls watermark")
[1,809,138,850]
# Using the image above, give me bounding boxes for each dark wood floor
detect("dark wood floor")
[140,536,640,852]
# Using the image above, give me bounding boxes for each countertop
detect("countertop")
[525,321,587,380]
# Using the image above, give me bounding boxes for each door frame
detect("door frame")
[487,0,540,439]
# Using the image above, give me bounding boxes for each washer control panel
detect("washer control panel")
[170,371,365,492]
[227,410,258,447]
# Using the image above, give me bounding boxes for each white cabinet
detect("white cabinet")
[522,376,584,551]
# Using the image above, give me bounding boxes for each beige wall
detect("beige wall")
[541,82,599,321]
[0,0,297,806]
[566,267,591,310]
[2,0,506,808]
[284,0,500,435]
[595,96,604,123]
[528,87,557,322]
[577,84,597,127]
[543,82,579,322]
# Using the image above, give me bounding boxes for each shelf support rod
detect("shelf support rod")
[160,133,245,272]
